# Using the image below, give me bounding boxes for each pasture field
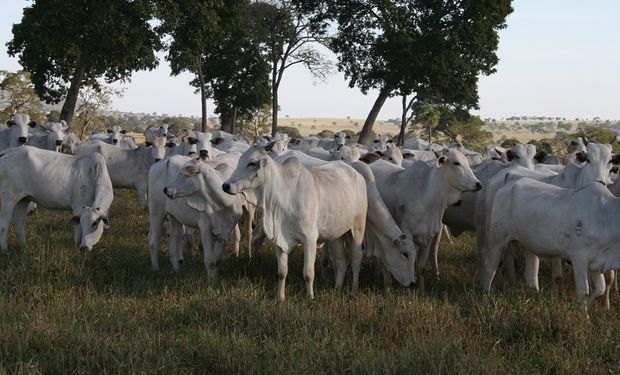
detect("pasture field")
[0,189,619,373]
[278,117,401,137]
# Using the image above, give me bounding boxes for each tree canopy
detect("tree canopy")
[7,0,161,124]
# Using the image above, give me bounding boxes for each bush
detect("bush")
[277,126,303,139]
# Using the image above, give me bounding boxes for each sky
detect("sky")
[0,1,619,120]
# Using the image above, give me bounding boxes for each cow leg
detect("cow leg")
[443,225,455,246]
[320,242,330,282]
[275,246,289,301]
[73,224,82,250]
[551,258,564,291]
[329,239,347,289]
[166,216,184,271]
[242,205,255,257]
[588,271,606,307]
[503,244,517,282]
[479,238,510,292]
[0,199,17,253]
[604,270,615,309]
[12,200,31,247]
[251,221,266,254]
[302,236,318,299]
[431,228,442,279]
[137,183,148,211]
[148,210,166,271]
[571,258,589,308]
[382,261,393,292]
[523,252,540,291]
[232,224,241,257]
[350,239,364,296]
[416,243,433,292]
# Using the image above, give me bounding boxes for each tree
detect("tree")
[74,85,125,139]
[0,70,45,123]
[320,0,512,144]
[249,1,331,136]
[200,2,272,134]
[7,0,161,125]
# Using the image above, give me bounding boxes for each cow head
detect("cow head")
[334,132,348,149]
[193,132,214,160]
[330,145,361,162]
[268,132,290,157]
[107,125,123,145]
[222,143,273,194]
[575,141,617,186]
[506,144,536,169]
[381,142,403,166]
[6,113,33,147]
[149,136,167,162]
[436,149,481,193]
[382,233,417,286]
[69,206,109,251]
[42,121,69,152]
[369,134,391,152]
[164,160,203,199]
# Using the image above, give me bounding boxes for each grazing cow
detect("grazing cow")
[28,121,69,152]
[0,113,37,150]
[369,149,481,290]
[144,125,169,146]
[160,156,249,276]
[222,143,368,301]
[480,178,620,308]
[76,137,167,209]
[0,146,113,251]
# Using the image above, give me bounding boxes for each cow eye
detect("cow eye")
[402,252,409,259]
[453,162,461,166]
[388,157,393,161]
[515,155,520,159]
[247,161,257,167]
[373,139,379,143]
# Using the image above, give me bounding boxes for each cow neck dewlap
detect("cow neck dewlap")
[256,158,305,252]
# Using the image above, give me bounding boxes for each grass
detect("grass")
[0,189,619,373]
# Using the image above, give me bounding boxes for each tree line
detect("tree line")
[7,0,512,144]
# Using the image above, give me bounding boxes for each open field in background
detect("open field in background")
[1,190,620,373]
[278,117,402,137]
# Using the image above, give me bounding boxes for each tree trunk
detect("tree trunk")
[220,108,236,133]
[60,64,86,124]
[231,106,237,134]
[196,57,207,132]
[271,66,278,137]
[398,95,408,146]
[358,86,392,144]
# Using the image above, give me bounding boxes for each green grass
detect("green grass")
[0,189,619,373]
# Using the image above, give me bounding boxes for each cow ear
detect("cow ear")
[374,150,384,156]
[575,151,587,163]
[264,141,276,152]
[611,155,620,165]
[6,120,15,127]
[28,121,37,128]
[144,141,153,147]
[211,137,224,145]
[69,216,81,225]
[165,141,176,148]
[437,156,447,165]
[534,151,546,163]
[402,152,415,159]
[387,139,394,144]
[120,129,127,134]
[346,135,351,139]
[611,166,619,174]
[359,152,380,164]
[494,148,503,157]
[187,137,197,145]
[506,149,514,161]
[433,150,440,159]
[60,120,69,130]
[107,129,113,133]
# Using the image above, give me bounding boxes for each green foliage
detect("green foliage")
[318,129,335,138]
[277,126,303,139]
[7,0,161,119]
[0,70,45,123]
[572,125,620,153]
[73,85,125,138]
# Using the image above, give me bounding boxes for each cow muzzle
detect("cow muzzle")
[222,182,233,195]
[199,150,209,159]
[55,140,63,146]
[112,139,119,144]
[163,187,174,198]
[474,182,482,191]
[18,137,27,144]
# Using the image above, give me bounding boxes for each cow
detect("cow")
[89,125,137,149]
[144,125,169,146]
[369,134,392,153]
[76,137,167,209]
[480,177,620,309]
[0,113,37,150]
[160,156,249,276]
[318,132,349,150]
[0,146,113,252]
[222,143,368,301]
[28,121,69,152]
[369,149,481,291]
[478,140,619,290]
[288,136,320,151]
[329,144,361,162]
[61,132,82,154]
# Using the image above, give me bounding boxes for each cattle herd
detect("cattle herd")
[2,113,620,309]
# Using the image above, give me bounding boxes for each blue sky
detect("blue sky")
[1,1,619,120]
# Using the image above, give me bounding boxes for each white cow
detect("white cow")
[0,113,37,150]
[222,143,368,301]
[329,144,361,162]
[481,178,620,308]
[61,132,82,154]
[161,157,249,276]
[369,149,481,290]
[28,121,69,152]
[89,125,136,149]
[144,125,169,146]
[369,134,392,153]
[76,137,167,209]
[0,146,113,251]
[318,132,349,150]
